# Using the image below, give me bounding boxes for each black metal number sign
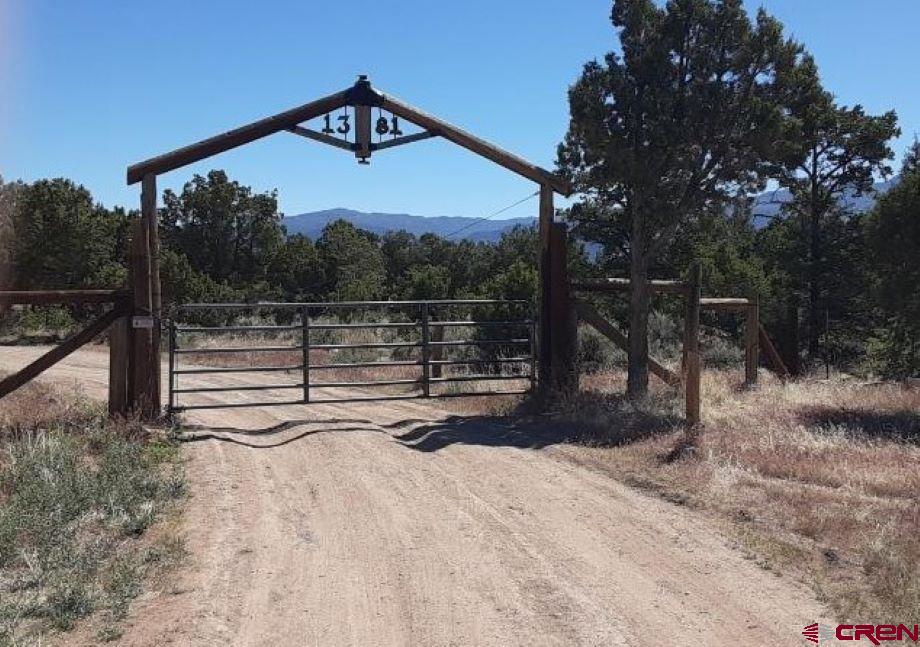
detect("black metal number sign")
[322,113,351,136]
[319,110,404,142]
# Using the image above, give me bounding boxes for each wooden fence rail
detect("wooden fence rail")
[570,265,794,426]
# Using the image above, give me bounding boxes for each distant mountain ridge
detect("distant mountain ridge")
[283,208,535,242]
[751,178,896,222]
[285,180,896,241]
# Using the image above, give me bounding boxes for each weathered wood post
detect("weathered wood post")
[538,183,553,391]
[128,174,159,420]
[549,221,574,394]
[744,295,760,386]
[108,300,130,417]
[784,299,801,376]
[147,174,162,412]
[683,262,702,426]
[569,298,579,392]
[538,183,575,396]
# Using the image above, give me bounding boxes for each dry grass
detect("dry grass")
[550,369,920,621]
[0,377,99,435]
[0,379,186,645]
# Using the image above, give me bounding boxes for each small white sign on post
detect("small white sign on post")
[132,316,155,329]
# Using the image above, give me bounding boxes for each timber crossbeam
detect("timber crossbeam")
[700,297,752,311]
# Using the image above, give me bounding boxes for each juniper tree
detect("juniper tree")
[558,0,814,396]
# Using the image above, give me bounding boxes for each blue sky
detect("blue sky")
[2,0,918,220]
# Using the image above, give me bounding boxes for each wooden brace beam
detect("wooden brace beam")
[758,324,790,379]
[371,130,437,151]
[0,305,128,400]
[574,302,681,387]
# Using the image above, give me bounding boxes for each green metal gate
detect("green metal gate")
[167,300,535,412]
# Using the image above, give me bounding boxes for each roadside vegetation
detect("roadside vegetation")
[444,320,918,620]
[543,368,919,621]
[0,380,185,645]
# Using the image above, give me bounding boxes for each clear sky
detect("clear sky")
[1,1,918,220]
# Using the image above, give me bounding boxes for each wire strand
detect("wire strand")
[444,190,540,240]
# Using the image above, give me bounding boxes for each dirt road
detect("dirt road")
[0,346,829,646]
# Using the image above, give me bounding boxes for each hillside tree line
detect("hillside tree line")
[1,0,917,383]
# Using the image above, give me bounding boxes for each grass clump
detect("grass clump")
[0,381,185,645]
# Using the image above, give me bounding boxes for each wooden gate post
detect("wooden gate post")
[538,183,575,396]
[538,184,553,390]
[549,221,574,394]
[108,307,130,417]
[129,215,151,416]
[128,174,160,420]
[146,174,162,413]
[683,263,702,426]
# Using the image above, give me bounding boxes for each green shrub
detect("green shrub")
[701,333,743,368]
[577,325,622,373]
[648,311,683,363]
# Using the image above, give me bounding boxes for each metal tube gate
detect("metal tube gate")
[167,300,535,412]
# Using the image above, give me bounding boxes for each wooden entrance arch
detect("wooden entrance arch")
[125,75,574,419]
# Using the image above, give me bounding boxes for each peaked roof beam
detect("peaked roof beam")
[126,76,571,196]
[379,92,571,195]
[127,89,351,184]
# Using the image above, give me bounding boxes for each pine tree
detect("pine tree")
[864,150,920,378]
[775,95,898,360]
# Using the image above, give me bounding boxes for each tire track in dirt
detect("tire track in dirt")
[0,347,831,646]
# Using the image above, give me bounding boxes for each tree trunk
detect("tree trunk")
[784,298,801,376]
[627,237,650,398]
[807,208,821,358]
